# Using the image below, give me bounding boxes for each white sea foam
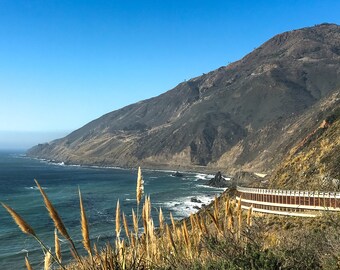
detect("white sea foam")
[196,184,228,191]
[25,186,48,190]
[193,173,215,180]
[162,194,215,218]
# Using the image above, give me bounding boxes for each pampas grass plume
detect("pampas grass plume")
[1,203,36,236]
[44,250,51,270]
[79,188,92,257]
[54,229,62,263]
[136,167,144,205]
[34,180,70,240]
[115,200,121,237]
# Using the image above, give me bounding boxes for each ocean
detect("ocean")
[0,150,226,269]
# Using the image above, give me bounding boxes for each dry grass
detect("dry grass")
[5,167,340,270]
[1,202,36,236]
[25,257,33,270]
[79,188,92,259]
[55,229,62,263]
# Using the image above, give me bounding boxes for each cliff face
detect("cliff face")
[27,24,340,172]
[269,93,340,191]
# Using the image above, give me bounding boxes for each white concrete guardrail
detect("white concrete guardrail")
[236,186,340,217]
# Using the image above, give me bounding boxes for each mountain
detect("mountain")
[27,23,340,173]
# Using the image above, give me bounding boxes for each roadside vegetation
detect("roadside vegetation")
[3,168,340,270]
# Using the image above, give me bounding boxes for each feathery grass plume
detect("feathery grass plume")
[195,214,203,234]
[237,196,242,214]
[182,221,192,258]
[227,207,234,231]
[132,208,138,235]
[148,218,155,240]
[166,224,176,253]
[44,250,52,270]
[25,256,33,270]
[224,198,230,230]
[130,231,136,248]
[93,244,99,257]
[176,227,182,243]
[225,198,230,217]
[214,196,219,222]
[122,212,130,243]
[2,203,66,270]
[120,239,126,268]
[201,216,209,235]
[142,203,148,235]
[145,195,151,221]
[34,180,82,264]
[103,254,108,270]
[170,212,176,232]
[159,207,164,232]
[182,221,190,247]
[189,214,195,232]
[1,203,36,236]
[107,245,114,270]
[148,218,156,260]
[54,229,62,263]
[115,200,121,238]
[34,180,69,239]
[79,188,92,257]
[237,211,242,239]
[247,205,253,226]
[208,211,221,234]
[136,166,144,205]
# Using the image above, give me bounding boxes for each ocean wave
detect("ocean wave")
[143,168,177,174]
[162,194,215,218]
[24,186,48,190]
[196,184,228,190]
[193,173,215,180]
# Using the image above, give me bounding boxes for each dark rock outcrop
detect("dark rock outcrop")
[206,171,229,188]
[190,197,202,203]
[172,171,184,177]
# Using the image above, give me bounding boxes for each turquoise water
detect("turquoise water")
[0,151,225,269]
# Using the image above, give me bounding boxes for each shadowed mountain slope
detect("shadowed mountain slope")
[27,23,340,173]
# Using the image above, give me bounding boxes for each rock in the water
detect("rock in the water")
[206,171,229,188]
[190,197,202,203]
[172,171,184,177]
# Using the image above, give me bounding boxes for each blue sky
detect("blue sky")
[0,0,339,148]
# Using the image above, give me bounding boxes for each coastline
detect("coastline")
[25,153,232,178]
[1,152,230,269]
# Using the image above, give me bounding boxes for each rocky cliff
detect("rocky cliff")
[269,92,340,191]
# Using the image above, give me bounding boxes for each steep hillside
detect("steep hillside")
[27,24,340,172]
[269,93,340,190]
